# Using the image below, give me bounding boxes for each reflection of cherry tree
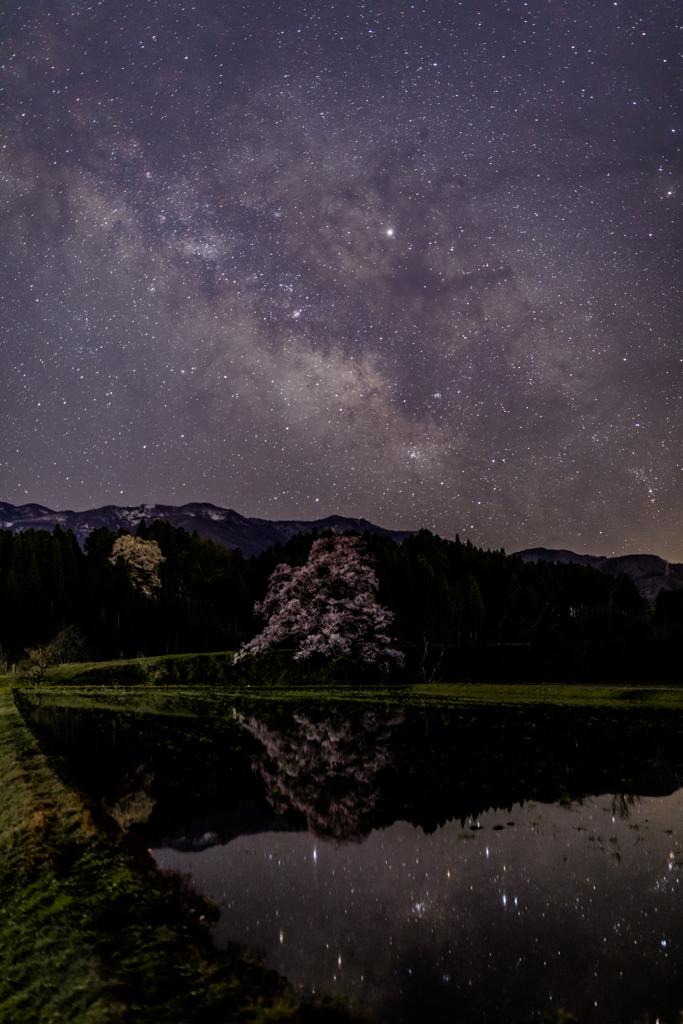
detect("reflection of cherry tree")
[233,708,404,841]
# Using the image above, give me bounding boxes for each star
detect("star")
[1,0,681,560]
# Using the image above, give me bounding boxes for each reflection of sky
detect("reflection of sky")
[153,791,683,1023]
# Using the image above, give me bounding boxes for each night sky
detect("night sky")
[2,1,682,558]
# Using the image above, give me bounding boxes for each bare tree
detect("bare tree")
[22,625,87,685]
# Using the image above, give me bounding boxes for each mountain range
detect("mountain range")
[2,500,680,602]
[516,548,683,604]
[0,500,414,560]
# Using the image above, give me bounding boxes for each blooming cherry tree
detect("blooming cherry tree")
[109,534,165,598]
[235,535,404,667]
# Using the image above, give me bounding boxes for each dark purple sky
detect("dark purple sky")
[1,1,682,558]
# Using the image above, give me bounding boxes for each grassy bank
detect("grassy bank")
[1,650,378,689]
[3,642,683,697]
[0,651,238,689]
[0,689,362,1023]
[13,680,683,735]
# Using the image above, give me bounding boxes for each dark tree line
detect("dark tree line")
[655,589,683,633]
[0,521,247,663]
[0,518,657,669]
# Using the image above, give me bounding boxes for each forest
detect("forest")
[3,517,680,677]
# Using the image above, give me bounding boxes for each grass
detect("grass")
[4,646,683,708]
[413,680,683,708]
[1,649,385,689]
[0,650,237,689]
[0,689,364,1023]
[18,680,683,718]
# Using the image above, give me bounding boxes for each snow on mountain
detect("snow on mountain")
[0,501,414,559]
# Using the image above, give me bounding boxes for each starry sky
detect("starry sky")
[2,0,682,558]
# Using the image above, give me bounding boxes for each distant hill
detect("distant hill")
[5,501,678,602]
[516,547,683,603]
[0,501,415,559]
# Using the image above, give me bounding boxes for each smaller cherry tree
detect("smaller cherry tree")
[235,535,404,667]
[109,535,165,598]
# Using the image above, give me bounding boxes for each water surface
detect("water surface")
[155,791,683,1023]
[20,690,683,1022]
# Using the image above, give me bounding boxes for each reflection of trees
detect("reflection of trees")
[102,766,157,830]
[611,792,639,820]
[233,709,404,841]
[560,793,640,820]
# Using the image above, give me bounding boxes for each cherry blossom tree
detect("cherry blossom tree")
[109,534,165,598]
[235,534,404,667]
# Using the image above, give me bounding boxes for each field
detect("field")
[4,651,683,1022]
[4,646,683,708]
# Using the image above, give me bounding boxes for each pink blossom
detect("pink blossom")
[235,535,404,667]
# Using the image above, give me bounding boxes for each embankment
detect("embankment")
[0,689,360,1023]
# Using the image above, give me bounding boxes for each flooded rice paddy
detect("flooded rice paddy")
[20,689,683,1023]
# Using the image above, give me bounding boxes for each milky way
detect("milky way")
[1,1,682,557]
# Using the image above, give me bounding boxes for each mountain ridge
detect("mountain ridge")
[2,501,680,601]
[516,547,683,603]
[0,500,415,559]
